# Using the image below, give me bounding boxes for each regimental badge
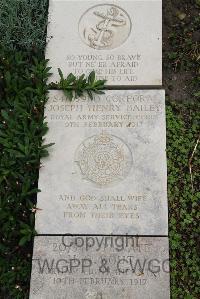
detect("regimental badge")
[79,4,132,50]
[75,132,133,187]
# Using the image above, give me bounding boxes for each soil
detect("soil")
[163,0,200,102]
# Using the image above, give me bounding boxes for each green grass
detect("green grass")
[0,0,200,298]
[0,50,50,299]
[167,102,200,298]
[164,6,200,296]
[0,0,48,53]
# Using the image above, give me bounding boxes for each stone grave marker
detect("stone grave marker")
[35,90,168,235]
[30,0,170,298]
[30,236,170,299]
[46,0,162,86]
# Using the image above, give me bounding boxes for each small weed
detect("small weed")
[50,68,106,100]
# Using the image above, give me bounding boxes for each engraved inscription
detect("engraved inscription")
[30,237,170,298]
[75,133,133,187]
[79,4,132,50]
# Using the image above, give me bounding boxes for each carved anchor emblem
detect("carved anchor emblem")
[88,6,126,49]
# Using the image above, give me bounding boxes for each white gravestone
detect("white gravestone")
[30,236,170,299]
[46,0,162,86]
[35,90,168,235]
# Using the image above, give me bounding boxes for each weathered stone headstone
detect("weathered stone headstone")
[35,90,168,235]
[30,236,170,299]
[46,0,162,86]
[30,0,170,298]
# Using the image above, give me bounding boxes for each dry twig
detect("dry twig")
[189,133,200,191]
